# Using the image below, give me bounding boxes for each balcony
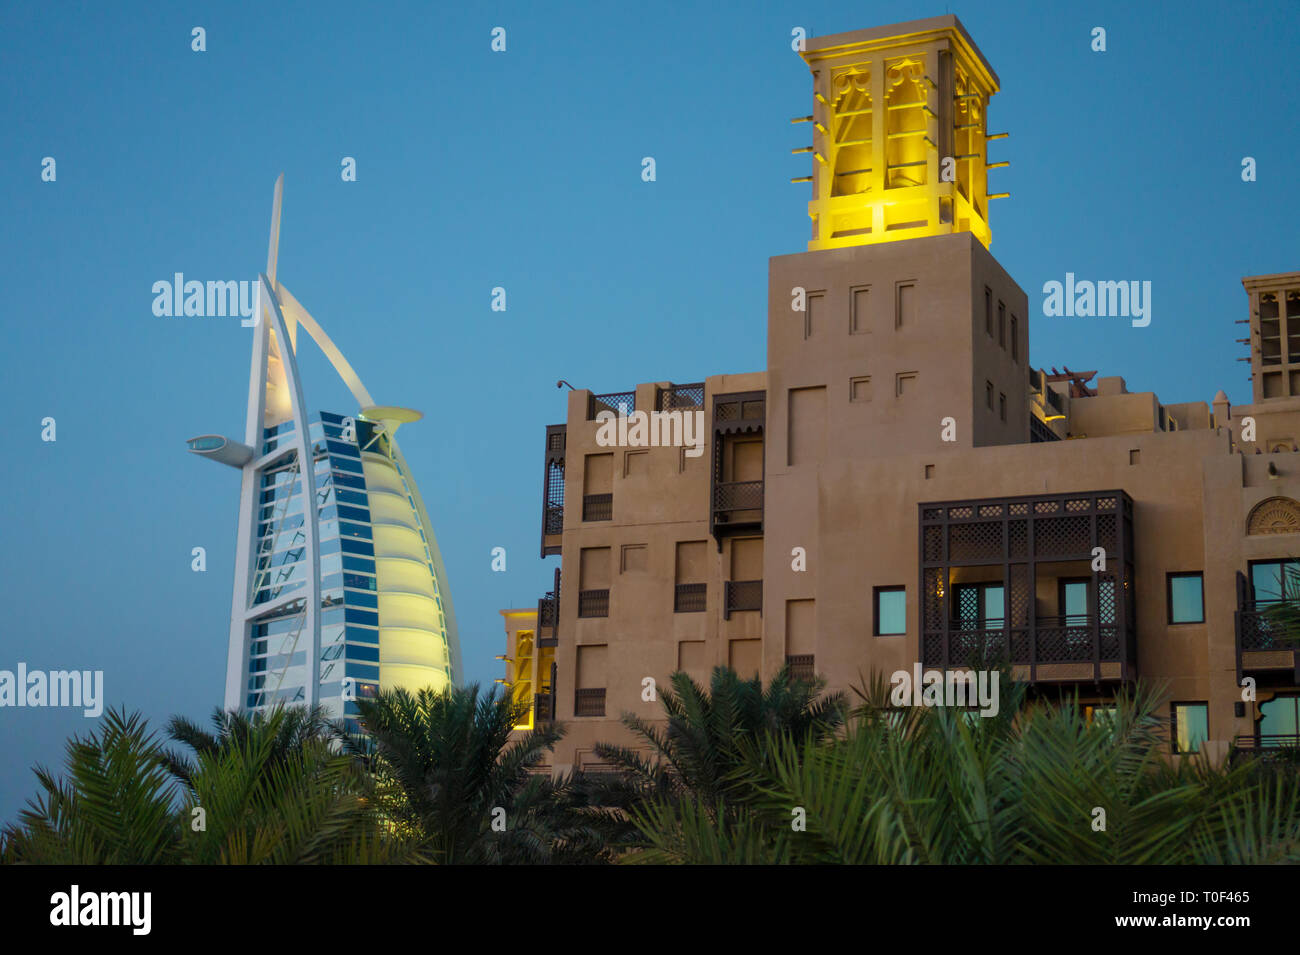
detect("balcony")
[919,490,1137,683]
[578,589,609,618]
[674,582,707,613]
[537,567,560,647]
[1235,595,1300,681]
[724,579,762,620]
[711,391,766,549]
[540,424,566,557]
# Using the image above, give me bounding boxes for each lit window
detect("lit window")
[1171,702,1208,754]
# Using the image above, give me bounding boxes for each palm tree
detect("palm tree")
[5,705,417,864]
[587,664,847,848]
[625,673,1300,864]
[169,704,417,864]
[3,708,181,864]
[350,683,606,863]
[161,704,336,787]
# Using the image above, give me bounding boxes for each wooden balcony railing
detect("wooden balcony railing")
[574,688,606,717]
[578,589,609,618]
[922,615,1124,674]
[1237,602,1300,652]
[582,493,612,522]
[713,480,764,514]
[588,391,635,420]
[786,654,815,682]
[657,383,704,411]
[724,579,762,619]
[674,582,707,613]
[1235,598,1300,681]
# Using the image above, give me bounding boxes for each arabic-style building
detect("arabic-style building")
[501,15,1300,770]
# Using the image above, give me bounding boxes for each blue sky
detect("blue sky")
[1,0,1296,823]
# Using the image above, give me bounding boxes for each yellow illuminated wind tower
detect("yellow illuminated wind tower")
[792,16,1005,250]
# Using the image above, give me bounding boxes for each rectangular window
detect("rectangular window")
[997,301,1006,347]
[984,287,992,336]
[953,583,1004,629]
[1059,578,1089,624]
[999,392,1006,422]
[1249,559,1300,603]
[1259,695,1300,747]
[1171,702,1209,754]
[986,381,993,409]
[874,586,906,635]
[1167,572,1205,624]
[1010,316,1019,361]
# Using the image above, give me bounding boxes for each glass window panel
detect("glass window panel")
[346,625,379,644]
[346,662,380,680]
[1252,560,1300,603]
[1260,695,1300,747]
[876,588,906,635]
[1169,574,1203,623]
[1174,703,1208,754]
[342,555,376,575]
[983,585,1004,625]
[1062,580,1087,623]
[345,607,379,627]
[327,439,361,458]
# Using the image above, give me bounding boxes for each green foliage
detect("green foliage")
[6,668,1300,865]
[619,673,1300,864]
[4,705,415,864]
[352,683,612,863]
[4,709,181,864]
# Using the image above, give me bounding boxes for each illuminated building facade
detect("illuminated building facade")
[502,16,1300,768]
[188,177,461,728]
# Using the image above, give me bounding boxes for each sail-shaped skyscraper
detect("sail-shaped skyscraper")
[187,176,460,729]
